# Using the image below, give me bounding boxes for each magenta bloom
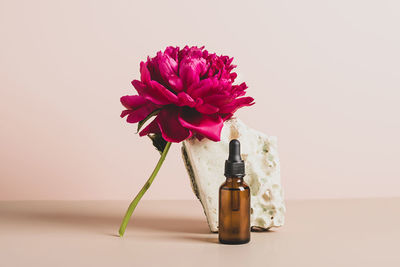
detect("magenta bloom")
[120,46,254,142]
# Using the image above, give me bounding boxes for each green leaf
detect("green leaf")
[136,109,160,133]
[148,133,168,154]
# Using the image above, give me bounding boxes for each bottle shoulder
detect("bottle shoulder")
[220,177,250,190]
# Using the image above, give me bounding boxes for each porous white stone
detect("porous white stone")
[181,118,285,232]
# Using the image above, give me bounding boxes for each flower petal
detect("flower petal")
[219,97,255,114]
[177,92,196,107]
[139,118,160,136]
[120,110,130,118]
[149,52,184,92]
[131,80,147,95]
[122,104,156,124]
[168,76,183,92]
[140,61,151,84]
[158,53,178,78]
[195,102,219,114]
[120,95,148,109]
[179,57,207,89]
[164,46,179,61]
[120,94,158,123]
[178,109,223,141]
[202,94,231,107]
[132,80,178,105]
[149,81,179,103]
[157,107,192,142]
[126,109,151,123]
[188,78,215,98]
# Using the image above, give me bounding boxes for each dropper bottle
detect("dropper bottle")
[218,139,250,244]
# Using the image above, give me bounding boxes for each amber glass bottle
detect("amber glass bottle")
[219,139,250,244]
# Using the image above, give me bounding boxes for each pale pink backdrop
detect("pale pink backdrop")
[0,0,399,200]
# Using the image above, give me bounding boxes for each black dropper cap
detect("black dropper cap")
[224,139,245,178]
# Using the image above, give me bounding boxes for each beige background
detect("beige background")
[0,0,399,200]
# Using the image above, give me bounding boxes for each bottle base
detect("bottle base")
[219,238,250,245]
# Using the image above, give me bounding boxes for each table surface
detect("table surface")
[0,198,399,267]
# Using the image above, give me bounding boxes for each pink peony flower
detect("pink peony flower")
[118,46,256,237]
[120,46,254,143]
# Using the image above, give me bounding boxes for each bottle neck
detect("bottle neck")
[225,177,244,183]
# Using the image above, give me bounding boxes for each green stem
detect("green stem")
[118,142,172,237]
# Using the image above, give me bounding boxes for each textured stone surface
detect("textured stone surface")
[182,118,285,232]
